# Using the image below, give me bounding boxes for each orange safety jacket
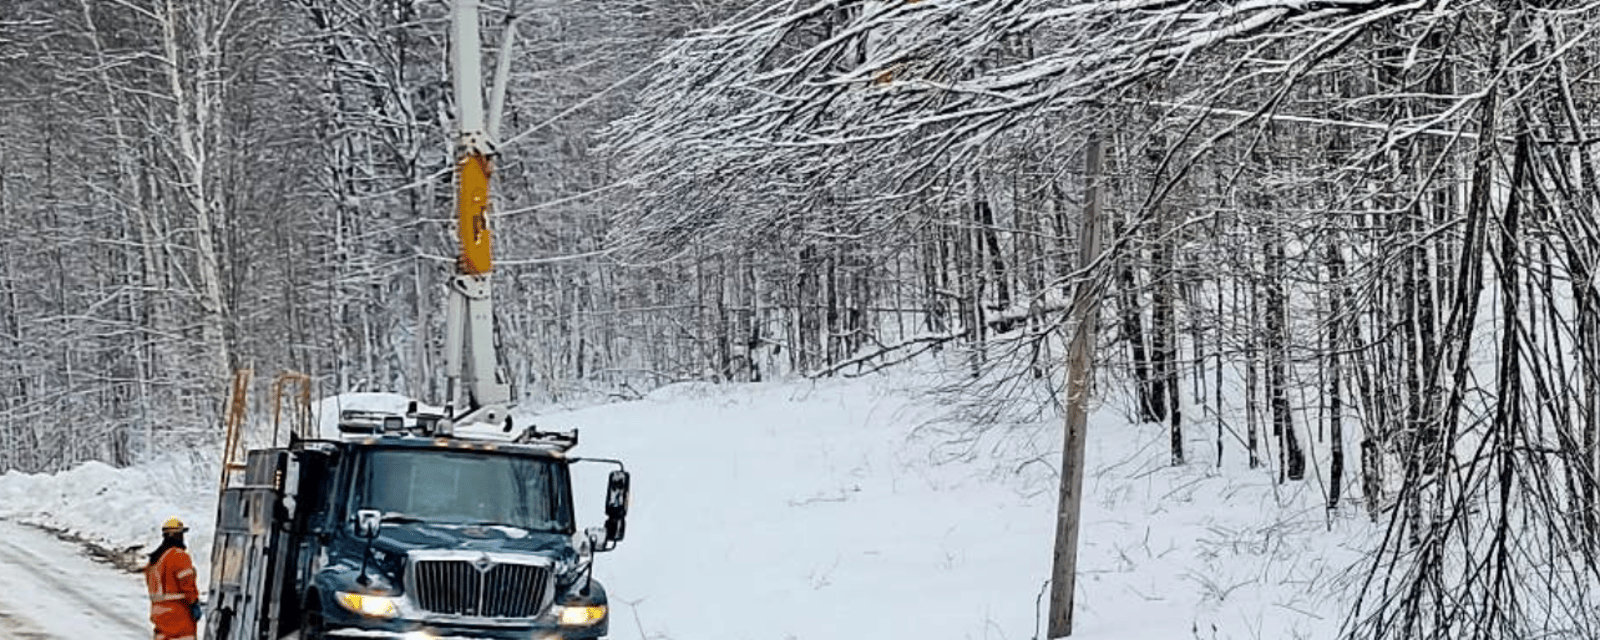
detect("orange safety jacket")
[145,546,200,640]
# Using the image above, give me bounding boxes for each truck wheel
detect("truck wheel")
[300,610,326,640]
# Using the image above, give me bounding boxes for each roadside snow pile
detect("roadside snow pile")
[0,454,216,583]
[0,373,1379,639]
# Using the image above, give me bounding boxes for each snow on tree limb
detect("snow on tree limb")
[605,0,1449,257]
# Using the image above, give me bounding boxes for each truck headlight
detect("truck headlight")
[557,604,607,625]
[336,591,399,618]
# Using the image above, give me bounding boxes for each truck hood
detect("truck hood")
[370,521,576,560]
[318,523,578,596]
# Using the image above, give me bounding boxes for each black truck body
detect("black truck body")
[204,426,627,640]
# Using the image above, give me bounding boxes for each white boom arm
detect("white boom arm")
[440,0,517,432]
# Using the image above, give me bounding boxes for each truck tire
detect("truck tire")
[300,611,325,640]
[294,588,326,640]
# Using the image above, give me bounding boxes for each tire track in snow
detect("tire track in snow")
[0,608,51,640]
[0,519,149,639]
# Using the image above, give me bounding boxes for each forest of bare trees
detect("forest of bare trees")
[0,0,712,471]
[3,1,1600,637]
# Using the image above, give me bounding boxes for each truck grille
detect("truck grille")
[410,558,551,618]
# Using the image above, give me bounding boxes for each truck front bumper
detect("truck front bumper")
[325,620,604,640]
[323,610,606,640]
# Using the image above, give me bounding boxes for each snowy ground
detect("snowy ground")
[0,519,148,639]
[0,372,1377,639]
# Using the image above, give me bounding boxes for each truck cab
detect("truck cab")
[205,412,629,640]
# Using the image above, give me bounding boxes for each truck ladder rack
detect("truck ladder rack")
[218,369,314,496]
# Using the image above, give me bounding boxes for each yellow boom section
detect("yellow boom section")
[457,152,493,275]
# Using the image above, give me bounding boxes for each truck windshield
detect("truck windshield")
[354,448,572,533]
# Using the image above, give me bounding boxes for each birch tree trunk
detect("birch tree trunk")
[160,0,232,399]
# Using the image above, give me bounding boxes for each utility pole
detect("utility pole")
[1047,132,1104,638]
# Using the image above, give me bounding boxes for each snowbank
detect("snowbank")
[0,455,216,587]
[545,375,1376,639]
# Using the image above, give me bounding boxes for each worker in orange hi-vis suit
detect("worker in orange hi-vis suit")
[145,517,202,640]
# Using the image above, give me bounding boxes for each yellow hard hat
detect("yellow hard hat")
[161,517,188,533]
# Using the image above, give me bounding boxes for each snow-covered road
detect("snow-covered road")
[0,519,150,640]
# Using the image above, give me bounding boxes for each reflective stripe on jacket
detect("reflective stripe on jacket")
[145,547,199,640]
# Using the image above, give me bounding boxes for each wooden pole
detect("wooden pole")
[1047,132,1104,638]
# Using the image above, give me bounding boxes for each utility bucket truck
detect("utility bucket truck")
[201,3,631,639]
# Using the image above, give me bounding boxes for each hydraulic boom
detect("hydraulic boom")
[441,0,515,432]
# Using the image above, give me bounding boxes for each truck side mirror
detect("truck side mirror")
[353,509,382,585]
[604,513,626,546]
[605,470,630,518]
[355,509,382,539]
[602,470,629,547]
